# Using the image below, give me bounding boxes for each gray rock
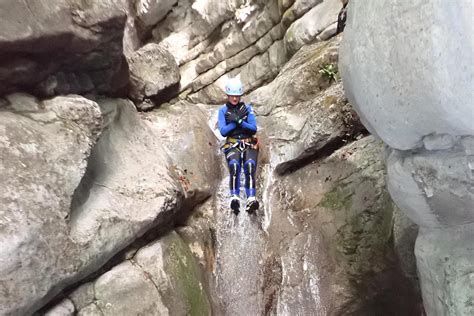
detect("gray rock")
[284,0,341,55]
[416,223,474,316]
[135,0,178,30]
[94,261,168,316]
[281,0,322,29]
[267,136,419,314]
[128,43,180,104]
[423,133,459,151]
[249,37,340,111]
[393,206,419,292]
[0,0,128,96]
[152,0,199,66]
[190,24,283,93]
[0,96,188,314]
[0,95,101,315]
[77,304,103,316]
[69,98,183,265]
[316,21,338,41]
[44,299,75,316]
[188,38,289,104]
[194,1,279,75]
[340,2,474,314]
[339,0,474,150]
[276,231,332,315]
[92,231,211,316]
[248,37,364,173]
[176,199,215,279]
[122,0,142,57]
[291,0,324,18]
[69,283,96,311]
[387,144,474,228]
[144,101,221,204]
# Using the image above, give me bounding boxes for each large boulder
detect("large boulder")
[0,96,184,314]
[71,231,211,315]
[339,0,474,150]
[69,98,184,269]
[144,101,221,204]
[0,94,101,315]
[0,0,129,96]
[339,1,474,314]
[128,43,180,107]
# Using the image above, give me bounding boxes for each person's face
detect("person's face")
[227,95,241,105]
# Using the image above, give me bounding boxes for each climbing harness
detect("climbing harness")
[221,136,259,156]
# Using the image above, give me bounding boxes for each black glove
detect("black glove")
[236,104,248,120]
[225,111,242,124]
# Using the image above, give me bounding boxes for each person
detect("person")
[218,78,259,215]
[336,0,349,34]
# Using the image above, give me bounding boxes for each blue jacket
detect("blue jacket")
[218,103,257,138]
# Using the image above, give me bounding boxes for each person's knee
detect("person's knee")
[244,159,256,175]
[228,159,240,175]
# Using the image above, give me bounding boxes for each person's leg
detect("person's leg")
[243,148,259,213]
[243,148,258,197]
[226,148,241,214]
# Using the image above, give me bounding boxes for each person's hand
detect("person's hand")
[225,111,242,124]
[236,104,248,120]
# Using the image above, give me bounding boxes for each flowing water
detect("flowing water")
[212,156,267,315]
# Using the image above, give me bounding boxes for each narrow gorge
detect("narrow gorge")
[0,1,472,315]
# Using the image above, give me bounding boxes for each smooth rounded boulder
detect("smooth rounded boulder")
[339,0,474,150]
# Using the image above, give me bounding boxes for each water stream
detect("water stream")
[213,160,267,315]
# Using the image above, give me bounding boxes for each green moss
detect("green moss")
[318,184,354,211]
[167,233,211,316]
[334,191,395,276]
[284,20,295,38]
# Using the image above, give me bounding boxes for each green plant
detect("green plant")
[319,63,338,82]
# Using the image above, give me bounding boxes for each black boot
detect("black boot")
[245,197,259,214]
[230,196,240,215]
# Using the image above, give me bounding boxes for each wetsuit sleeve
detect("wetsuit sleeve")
[240,105,257,133]
[218,106,237,137]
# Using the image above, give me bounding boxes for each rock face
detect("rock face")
[0,96,184,315]
[340,1,474,315]
[128,43,180,106]
[145,101,221,202]
[135,0,178,32]
[0,94,100,314]
[94,232,211,315]
[1,0,427,314]
[61,231,211,315]
[265,136,418,315]
[284,0,341,54]
[249,36,364,174]
[0,0,129,97]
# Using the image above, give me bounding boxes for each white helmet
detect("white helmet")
[225,78,244,96]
